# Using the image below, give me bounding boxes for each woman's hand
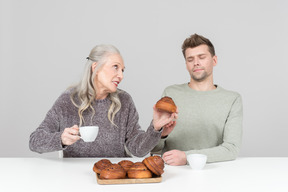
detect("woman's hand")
[152,105,178,131]
[161,120,177,137]
[61,125,80,146]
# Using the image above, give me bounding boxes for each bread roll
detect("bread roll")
[143,156,165,176]
[127,162,152,179]
[118,160,134,172]
[99,164,126,179]
[93,159,112,174]
[155,96,177,113]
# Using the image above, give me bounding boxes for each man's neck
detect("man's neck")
[188,80,216,91]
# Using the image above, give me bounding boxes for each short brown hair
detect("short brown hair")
[181,33,215,57]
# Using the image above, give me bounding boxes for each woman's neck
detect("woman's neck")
[95,91,109,100]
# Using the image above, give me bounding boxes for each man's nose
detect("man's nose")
[194,58,200,66]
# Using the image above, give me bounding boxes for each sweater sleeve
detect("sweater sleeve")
[124,95,161,157]
[29,94,66,153]
[150,89,169,154]
[186,95,243,163]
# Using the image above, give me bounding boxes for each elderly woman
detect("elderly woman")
[29,44,177,157]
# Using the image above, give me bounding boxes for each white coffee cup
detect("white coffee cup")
[187,154,207,170]
[79,126,99,142]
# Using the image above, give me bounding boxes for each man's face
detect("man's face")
[185,45,217,82]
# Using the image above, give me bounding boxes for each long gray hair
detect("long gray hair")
[70,44,122,126]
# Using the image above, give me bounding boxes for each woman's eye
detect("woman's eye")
[113,65,118,69]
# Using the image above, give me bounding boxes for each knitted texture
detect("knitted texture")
[152,84,243,163]
[29,89,161,157]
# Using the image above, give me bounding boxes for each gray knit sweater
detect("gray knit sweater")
[29,89,161,157]
[152,84,243,163]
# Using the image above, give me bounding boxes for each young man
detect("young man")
[152,34,243,165]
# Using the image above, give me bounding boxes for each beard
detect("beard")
[190,70,208,82]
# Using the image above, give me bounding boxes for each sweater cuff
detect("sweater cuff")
[161,135,168,139]
[148,123,162,138]
[57,131,68,150]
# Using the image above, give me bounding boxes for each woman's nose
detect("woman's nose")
[118,70,123,79]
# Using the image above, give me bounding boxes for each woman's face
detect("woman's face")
[93,53,125,99]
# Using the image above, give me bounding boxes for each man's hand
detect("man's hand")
[162,150,187,166]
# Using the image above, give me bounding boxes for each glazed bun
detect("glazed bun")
[127,162,152,179]
[155,96,177,113]
[93,159,112,174]
[118,160,134,172]
[99,164,126,179]
[143,156,165,176]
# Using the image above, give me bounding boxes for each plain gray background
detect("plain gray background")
[0,0,287,158]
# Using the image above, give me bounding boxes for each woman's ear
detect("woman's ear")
[91,62,97,73]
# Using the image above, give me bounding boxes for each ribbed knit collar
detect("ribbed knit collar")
[185,83,222,94]
[94,96,110,103]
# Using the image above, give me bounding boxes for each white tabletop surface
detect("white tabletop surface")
[0,157,287,192]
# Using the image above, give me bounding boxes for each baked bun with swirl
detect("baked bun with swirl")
[142,156,165,176]
[127,162,152,179]
[118,160,134,172]
[93,159,112,174]
[99,164,126,179]
[155,96,177,113]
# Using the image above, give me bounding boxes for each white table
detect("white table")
[0,157,287,192]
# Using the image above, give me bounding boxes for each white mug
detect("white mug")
[187,154,207,170]
[79,126,99,142]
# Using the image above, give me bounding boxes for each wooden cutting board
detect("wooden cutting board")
[96,174,162,185]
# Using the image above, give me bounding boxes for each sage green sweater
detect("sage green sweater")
[151,83,243,163]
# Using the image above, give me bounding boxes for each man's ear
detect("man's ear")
[212,55,218,67]
[91,62,97,73]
